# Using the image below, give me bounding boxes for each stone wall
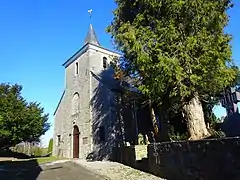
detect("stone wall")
[112,138,240,180]
[112,146,136,166]
[111,145,149,171]
[135,145,148,160]
[53,49,92,159]
[54,43,120,160]
[148,137,240,180]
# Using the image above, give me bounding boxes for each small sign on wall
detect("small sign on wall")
[83,137,88,145]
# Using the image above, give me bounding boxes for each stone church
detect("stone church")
[53,23,154,160]
[53,23,123,159]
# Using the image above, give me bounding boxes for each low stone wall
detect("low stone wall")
[111,145,149,170]
[148,137,240,180]
[111,146,136,167]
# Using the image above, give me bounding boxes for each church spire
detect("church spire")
[84,9,100,46]
[84,24,100,46]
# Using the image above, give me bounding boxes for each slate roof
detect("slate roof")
[84,24,100,46]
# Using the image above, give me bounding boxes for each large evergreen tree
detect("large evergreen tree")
[0,83,50,149]
[108,0,237,140]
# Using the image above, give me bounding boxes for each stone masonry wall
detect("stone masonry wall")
[54,44,120,160]
[111,145,149,172]
[148,137,240,180]
[89,48,119,160]
[54,50,92,159]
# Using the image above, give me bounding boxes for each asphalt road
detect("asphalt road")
[0,161,107,180]
[38,162,107,180]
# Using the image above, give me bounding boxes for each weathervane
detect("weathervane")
[88,9,93,19]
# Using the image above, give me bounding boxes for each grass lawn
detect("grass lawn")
[3,156,68,165]
[33,156,67,164]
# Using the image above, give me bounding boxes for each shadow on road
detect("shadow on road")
[0,159,42,180]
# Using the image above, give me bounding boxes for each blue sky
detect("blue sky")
[0,0,239,147]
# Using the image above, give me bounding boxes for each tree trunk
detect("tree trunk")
[149,101,169,142]
[149,102,159,136]
[182,94,210,140]
[118,94,125,146]
[157,106,170,142]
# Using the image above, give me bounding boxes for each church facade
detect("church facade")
[53,24,121,159]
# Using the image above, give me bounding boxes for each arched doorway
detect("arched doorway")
[73,125,80,158]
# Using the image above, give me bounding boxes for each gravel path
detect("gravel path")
[73,160,165,180]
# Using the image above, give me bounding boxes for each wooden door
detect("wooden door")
[73,125,79,158]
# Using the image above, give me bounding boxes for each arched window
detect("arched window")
[75,62,79,75]
[72,93,80,115]
[103,57,107,69]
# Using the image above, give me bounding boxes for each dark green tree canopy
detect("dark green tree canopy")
[108,0,237,104]
[0,83,50,149]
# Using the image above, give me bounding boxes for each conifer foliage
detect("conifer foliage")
[108,0,237,140]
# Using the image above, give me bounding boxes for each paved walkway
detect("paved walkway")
[0,160,106,180]
[38,161,106,180]
[0,159,164,180]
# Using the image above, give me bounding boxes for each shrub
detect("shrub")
[48,138,53,153]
